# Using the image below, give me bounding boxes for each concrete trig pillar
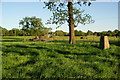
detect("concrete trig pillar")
[99,36,110,49]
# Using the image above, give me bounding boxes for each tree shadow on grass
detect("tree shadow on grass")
[1,38,23,42]
[6,55,39,76]
[26,44,98,56]
[4,43,117,78]
[14,44,48,50]
[11,44,98,56]
[17,56,37,67]
[3,43,99,61]
[14,44,29,48]
[91,45,100,49]
[2,44,39,56]
[2,37,22,39]
[2,49,39,56]
[109,40,120,46]
[55,49,96,56]
[50,40,68,43]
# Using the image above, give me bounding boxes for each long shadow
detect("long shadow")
[54,49,97,56]
[91,45,100,49]
[14,44,48,50]
[3,45,51,75]
[29,43,99,56]
[109,40,120,46]
[3,43,108,78]
[30,44,98,56]
[1,38,23,42]
[17,56,37,67]
[12,44,97,56]
[3,41,101,56]
[50,40,100,44]
[2,44,39,56]
[6,54,38,75]
[50,40,68,43]
[14,44,29,48]
[2,48,39,56]
[2,37,22,39]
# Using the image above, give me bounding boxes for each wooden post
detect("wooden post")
[99,36,110,49]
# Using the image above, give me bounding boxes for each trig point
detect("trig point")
[99,36,110,49]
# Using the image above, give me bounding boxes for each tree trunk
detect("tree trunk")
[68,1,76,44]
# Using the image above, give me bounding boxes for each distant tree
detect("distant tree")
[113,29,119,37]
[19,16,44,36]
[63,32,69,36]
[42,27,52,35]
[10,28,20,36]
[97,32,101,36]
[93,32,97,36]
[118,31,120,37]
[8,30,14,36]
[18,30,25,36]
[9,29,16,36]
[87,30,93,35]
[101,31,108,36]
[107,30,112,36]
[0,26,2,36]
[79,30,85,36]
[1,27,9,36]
[44,1,94,44]
[75,30,79,36]
[54,30,65,36]
[113,29,119,33]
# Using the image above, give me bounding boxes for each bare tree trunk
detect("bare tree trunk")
[68,1,76,44]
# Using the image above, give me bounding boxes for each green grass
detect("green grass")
[1,36,120,78]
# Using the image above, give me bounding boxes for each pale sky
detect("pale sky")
[0,2,119,32]
[0,0,120,2]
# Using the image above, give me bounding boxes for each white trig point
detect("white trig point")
[99,36,110,49]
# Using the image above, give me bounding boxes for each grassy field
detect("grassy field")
[1,36,120,78]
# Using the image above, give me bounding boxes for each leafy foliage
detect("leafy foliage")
[19,16,45,36]
[44,1,94,28]
[87,30,93,35]
[75,30,85,36]
[54,30,67,36]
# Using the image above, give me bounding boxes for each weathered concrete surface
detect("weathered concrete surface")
[99,36,110,49]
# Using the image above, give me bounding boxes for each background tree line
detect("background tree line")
[0,16,52,37]
[0,16,120,37]
[74,30,120,37]
[1,26,120,37]
[0,26,52,36]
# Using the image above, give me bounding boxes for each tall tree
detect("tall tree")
[19,16,44,36]
[44,0,94,44]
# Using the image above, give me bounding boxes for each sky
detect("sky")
[118,1,120,30]
[0,2,119,32]
[0,0,120,2]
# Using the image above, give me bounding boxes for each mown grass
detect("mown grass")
[1,36,120,78]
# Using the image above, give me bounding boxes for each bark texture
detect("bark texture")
[68,1,76,44]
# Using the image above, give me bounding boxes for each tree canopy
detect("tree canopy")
[19,16,45,36]
[44,1,94,44]
[44,1,94,28]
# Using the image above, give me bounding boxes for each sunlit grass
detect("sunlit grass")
[1,36,120,78]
